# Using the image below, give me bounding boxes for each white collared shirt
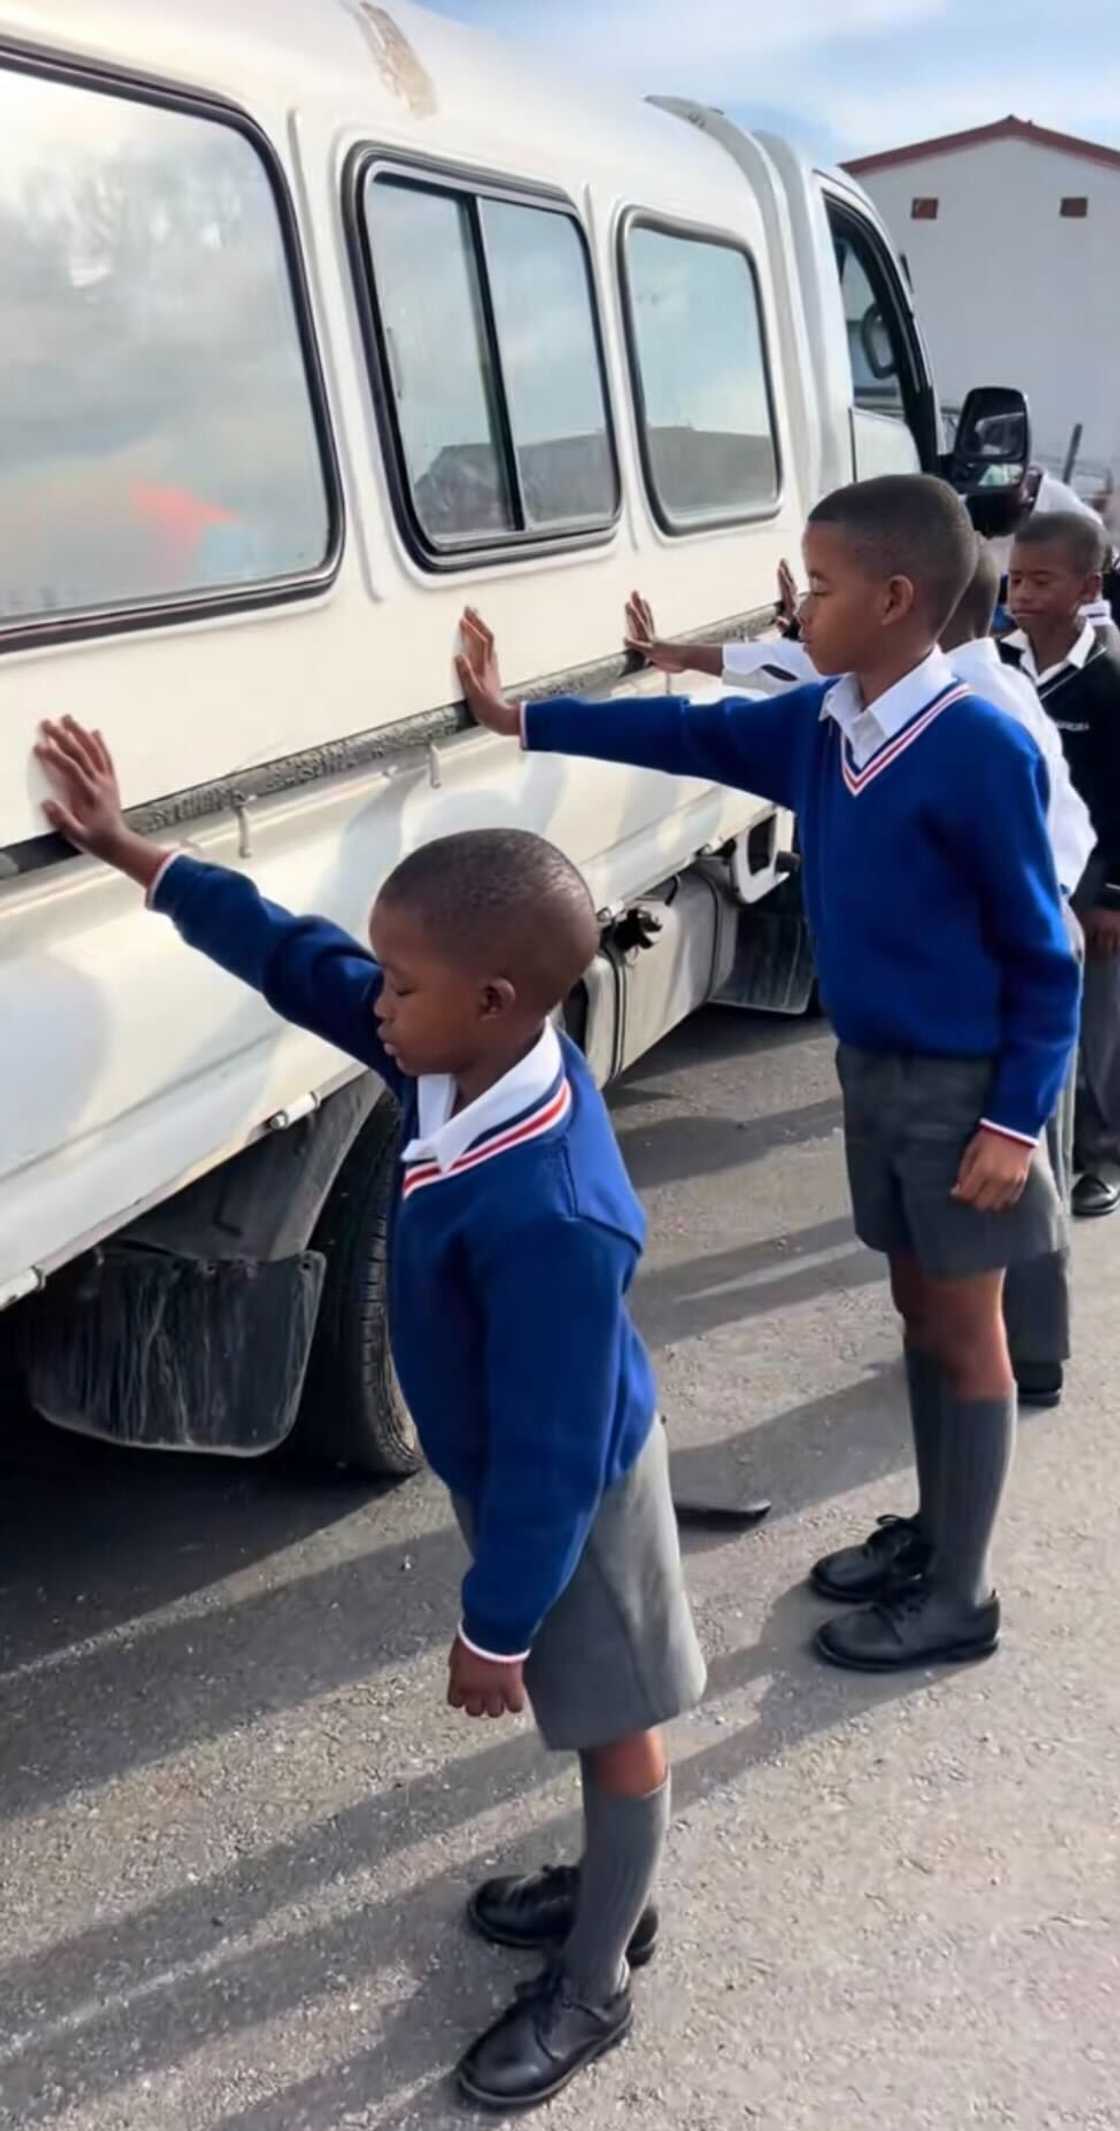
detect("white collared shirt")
[401,1021,563,1174]
[722,636,1093,893]
[1003,621,1097,688]
[822,649,958,769]
[722,636,817,692]
[725,639,960,766]
[950,638,1095,894]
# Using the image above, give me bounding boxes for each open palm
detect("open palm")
[36,718,126,857]
[456,609,519,736]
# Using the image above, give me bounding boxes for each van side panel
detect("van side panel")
[0,0,807,1296]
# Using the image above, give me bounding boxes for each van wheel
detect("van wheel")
[292,1096,422,1478]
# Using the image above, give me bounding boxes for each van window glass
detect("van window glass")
[365,180,515,543]
[480,199,615,528]
[0,65,333,632]
[831,219,908,421]
[359,168,618,560]
[624,224,779,528]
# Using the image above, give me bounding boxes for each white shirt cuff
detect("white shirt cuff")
[979,1118,1039,1148]
[458,1623,530,1665]
[518,701,529,750]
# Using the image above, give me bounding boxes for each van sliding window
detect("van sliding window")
[620,217,781,533]
[352,160,619,566]
[0,57,340,650]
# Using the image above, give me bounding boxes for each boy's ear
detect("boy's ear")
[479,977,517,1020]
[1085,569,1104,604]
[883,573,918,626]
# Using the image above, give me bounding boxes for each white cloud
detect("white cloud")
[794,66,1120,158]
[450,0,947,91]
[431,0,1120,158]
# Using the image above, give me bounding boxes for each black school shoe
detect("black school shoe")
[468,1865,658,1969]
[810,1514,931,1602]
[457,1965,633,2112]
[815,1584,1000,1672]
[1072,1173,1120,1218]
[1015,1362,1064,1409]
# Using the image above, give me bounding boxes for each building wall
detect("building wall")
[858,137,1120,491]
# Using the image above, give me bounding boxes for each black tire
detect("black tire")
[292,1096,422,1478]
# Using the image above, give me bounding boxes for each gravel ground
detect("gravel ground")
[1,1007,1117,2131]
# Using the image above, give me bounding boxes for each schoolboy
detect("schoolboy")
[34,718,705,2113]
[1002,510,1120,1218]
[457,474,1080,1675]
[627,545,1092,1410]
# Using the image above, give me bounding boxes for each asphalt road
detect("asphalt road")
[1,1009,1118,2131]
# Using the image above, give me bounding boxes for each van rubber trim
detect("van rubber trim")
[2,605,776,879]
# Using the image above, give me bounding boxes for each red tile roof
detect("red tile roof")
[845,115,1120,177]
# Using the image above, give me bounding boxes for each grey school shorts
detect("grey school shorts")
[453,1419,706,1753]
[836,1046,1065,1279]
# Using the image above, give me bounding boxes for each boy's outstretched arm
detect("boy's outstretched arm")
[456,609,808,812]
[35,719,405,1089]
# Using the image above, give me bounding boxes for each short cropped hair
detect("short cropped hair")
[808,473,977,633]
[943,537,999,644]
[379,827,598,1009]
[1014,509,1105,576]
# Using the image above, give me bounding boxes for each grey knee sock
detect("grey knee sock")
[563,1760,669,2004]
[905,1347,944,1541]
[928,1392,1015,1607]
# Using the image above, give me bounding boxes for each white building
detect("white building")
[846,116,1120,508]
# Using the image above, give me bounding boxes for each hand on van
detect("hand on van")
[777,558,802,633]
[35,719,170,892]
[623,592,722,678]
[456,609,521,737]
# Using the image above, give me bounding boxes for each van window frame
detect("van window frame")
[345,148,622,573]
[824,194,940,470]
[617,208,784,537]
[0,39,345,657]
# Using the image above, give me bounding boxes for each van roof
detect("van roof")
[0,0,757,206]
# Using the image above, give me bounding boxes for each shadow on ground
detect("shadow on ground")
[0,1570,927,2131]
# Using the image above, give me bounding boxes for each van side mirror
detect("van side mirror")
[946,386,1031,497]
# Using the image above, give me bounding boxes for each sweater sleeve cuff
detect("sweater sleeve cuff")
[979,1117,1039,1149]
[146,849,191,910]
[458,1621,531,1664]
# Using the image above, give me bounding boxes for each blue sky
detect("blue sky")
[419,0,1120,164]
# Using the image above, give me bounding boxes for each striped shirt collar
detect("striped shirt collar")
[821,649,957,770]
[401,1021,564,1178]
[1004,621,1096,687]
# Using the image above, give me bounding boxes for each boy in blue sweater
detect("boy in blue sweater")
[35,720,706,2113]
[456,474,1080,1676]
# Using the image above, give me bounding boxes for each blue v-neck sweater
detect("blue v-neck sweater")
[525,680,1079,1143]
[152,857,656,1659]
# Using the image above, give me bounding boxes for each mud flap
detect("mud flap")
[715,893,817,1016]
[21,1247,326,1454]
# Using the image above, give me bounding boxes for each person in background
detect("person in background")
[942,548,1090,1404]
[978,468,1119,640]
[626,546,1092,1411]
[458,475,1080,1677]
[1002,511,1120,1219]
